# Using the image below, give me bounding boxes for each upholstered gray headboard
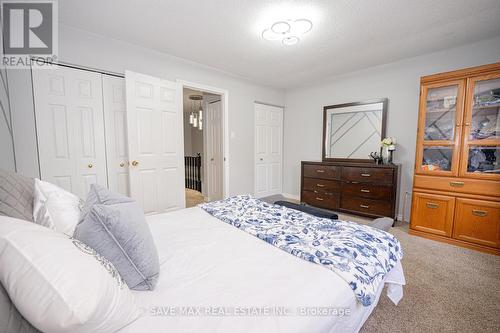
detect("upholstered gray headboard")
[0,169,34,222]
[0,284,40,333]
[0,169,39,332]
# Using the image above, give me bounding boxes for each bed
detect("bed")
[0,169,405,333]
[119,205,405,333]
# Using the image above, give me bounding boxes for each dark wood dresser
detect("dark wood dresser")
[301,161,400,219]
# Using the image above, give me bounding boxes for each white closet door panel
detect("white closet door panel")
[255,164,268,194]
[269,163,281,192]
[254,103,283,198]
[125,70,185,214]
[103,75,129,196]
[206,100,223,201]
[32,65,107,198]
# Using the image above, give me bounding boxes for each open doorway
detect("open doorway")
[183,87,224,207]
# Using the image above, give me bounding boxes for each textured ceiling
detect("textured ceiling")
[60,0,500,89]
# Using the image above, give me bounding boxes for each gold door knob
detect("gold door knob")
[131,160,139,166]
[88,163,93,168]
[119,162,125,167]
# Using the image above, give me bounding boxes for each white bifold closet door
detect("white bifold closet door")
[125,70,185,214]
[254,103,283,198]
[32,65,108,198]
[102,75,130,196]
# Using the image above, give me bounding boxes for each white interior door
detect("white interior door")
[102,75,129,196]
[254,103,283,198]
[32,65,107,198]
[125,70,185,214]
[205,100,223,201]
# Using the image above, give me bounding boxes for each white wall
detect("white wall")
[283,36,500,220]
[8,24,285,196]
[190,125,204,156]
[0,20,15,172]
[0,65,15,172]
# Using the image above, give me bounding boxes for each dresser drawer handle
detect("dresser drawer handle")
[449,181,464,187]
[361,173,371,177]
[360,189,370,193]
[316,184,325,187]
[315,197,324,201]
[316,169,325,173]
[426,202,439,209]
[360,204,370,209]
[472,209,488,217]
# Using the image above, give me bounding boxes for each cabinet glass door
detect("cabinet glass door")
[460,73,500,179]
[416,80,465,176]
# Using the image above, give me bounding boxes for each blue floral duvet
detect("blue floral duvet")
[200,195,403,306]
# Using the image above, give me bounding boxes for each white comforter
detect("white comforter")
[119,207,405,333]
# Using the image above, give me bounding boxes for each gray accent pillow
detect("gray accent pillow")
[0,282,40,333]
[80,182,133,223]
[75,184,160,291]
[0,169,34,222]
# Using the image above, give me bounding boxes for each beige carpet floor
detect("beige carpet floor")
[361,223,500,333]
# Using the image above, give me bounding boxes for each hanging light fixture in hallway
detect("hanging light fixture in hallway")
[189,94,203,129]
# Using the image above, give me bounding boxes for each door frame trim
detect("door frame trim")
[178,79,229,199]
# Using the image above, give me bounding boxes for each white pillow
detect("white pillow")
[0,216,141,333]
[33,179,82,235]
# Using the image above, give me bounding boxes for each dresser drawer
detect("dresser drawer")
[342,167,393,184]
[341,195,392,217]
[301,190,339,210]
[303,177,340,192]
[342,182,392,200]
[303,164,340,180]
[453,198,500,248]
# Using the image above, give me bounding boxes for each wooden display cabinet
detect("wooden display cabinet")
[410,62,500,255]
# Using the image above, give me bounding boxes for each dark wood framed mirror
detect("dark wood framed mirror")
[322,98,388,162]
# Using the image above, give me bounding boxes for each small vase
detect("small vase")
[381,146,390,164]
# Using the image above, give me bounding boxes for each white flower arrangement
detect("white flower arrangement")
[381,137,397,151]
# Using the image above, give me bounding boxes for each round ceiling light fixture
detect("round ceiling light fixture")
[271,21,291,34]
[262,18,313,46]
[261,29,281,41]
[290,19,313,34]
[282,36,299,46]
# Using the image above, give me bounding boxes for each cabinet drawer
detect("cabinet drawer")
[414,175,500,197]
[410,192,454,237]
[342,182,392,200]
[301,190,339,210]
[303,178,340,192]
[453,199,500,248]
[303,164,340,180]
[340,195,392,217]
[342,167,393,184]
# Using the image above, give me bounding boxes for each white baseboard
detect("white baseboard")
[281,192,300,201]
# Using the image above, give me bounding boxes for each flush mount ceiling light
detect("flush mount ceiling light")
[271,21,291,34]
[262,18,312,46]
[282,36,299,46]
